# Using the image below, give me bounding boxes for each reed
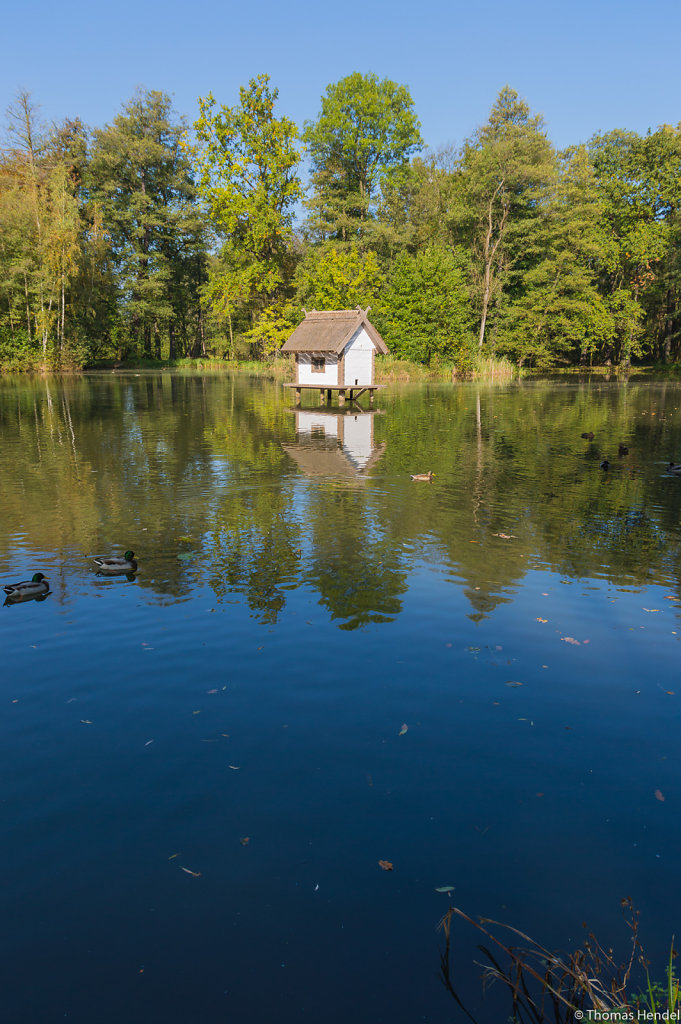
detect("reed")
[439,901,676,1023]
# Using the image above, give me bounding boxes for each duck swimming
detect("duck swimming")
[3,572,50,602]
[667,462,681,474]
[581,431,595,441]
[93,550,138,572]
[410,472,434,482]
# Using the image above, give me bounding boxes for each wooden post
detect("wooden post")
[370,389,374,407]
[326,389,331,403]
[319,388,325,405]
[295,387,301,405]
[339,389,346,406]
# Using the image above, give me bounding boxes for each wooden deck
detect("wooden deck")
[283,383,385,406]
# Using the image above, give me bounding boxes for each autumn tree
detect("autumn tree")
[192,74,302,352]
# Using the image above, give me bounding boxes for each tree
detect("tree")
[457,87,555,349]
[192,74,302,340]
[588,128,670,364]
[497,146,615,366]
[89,89,207,360]
[376,246,472,366]
[303,72,422,244]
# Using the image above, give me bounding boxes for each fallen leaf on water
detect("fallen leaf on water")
[536,618,548,623]
[80,719,93,724]
[399,723,408,736]
[493,533,516,539]
[562,637,581,646]
[206,689,218,694]
[228,765,240,770]
[435,885,455,893]
[239,837,250,846]
[655,789,665,802]
[378,860,394,871]
[664,595,680,601]
[168,853,180,860]
[180,866,201,877]
[667,691,675,696]
[505,680,523,687]
[643,608,660,613]
[192,710,201,715]
[144,739,154,746]
[177,552,194,561]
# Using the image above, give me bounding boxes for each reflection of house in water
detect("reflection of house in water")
[283,410,386,477]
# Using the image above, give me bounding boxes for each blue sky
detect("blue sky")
[2,0,679,153]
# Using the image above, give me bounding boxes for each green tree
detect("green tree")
[457,87,556,349]
[376,246,473,366]
[588,128,670,364]
[497,145,615,366]
[192,74,302,345]
[89,89,207,360]
[303,72,422,244]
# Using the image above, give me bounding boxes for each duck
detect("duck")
[410,471,435,482]
[581,431,595,441]
[93,550,138,572]
[667,462,681,474]
[600,460,610,470]
[3,572,50,601]
[618,444,629,456]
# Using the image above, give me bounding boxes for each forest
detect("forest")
[0,74,680,372]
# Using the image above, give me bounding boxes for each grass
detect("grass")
[440,901,678,1023]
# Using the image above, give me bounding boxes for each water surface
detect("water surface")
[2,372,681,1022]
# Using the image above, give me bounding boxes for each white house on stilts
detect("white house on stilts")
[281,307,389,405]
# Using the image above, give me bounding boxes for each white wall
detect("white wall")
[296,411,339,437]
[297,353,339,386]
[343,328,374,386]
[342,414,374,469]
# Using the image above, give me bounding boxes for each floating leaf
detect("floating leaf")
[239,837,250,846]
[180,866,201,877]
[562,637,581,646]
[378,860,394,871]
[206,689,218,694]
[643,608,660,613]
[536,618,548,623]
[80,719,93,724]
[228,764,240,770]
[399,723,408,736]
[435,885,455,893]
[655,789,665,802]
[505,680,523,687]
[177,552,195,561]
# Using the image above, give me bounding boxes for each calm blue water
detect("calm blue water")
[1,373,681,1022]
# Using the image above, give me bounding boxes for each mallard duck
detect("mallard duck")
[410,471,434,482]
[618,444,629,456]
[667,462,681,474]
[3,572,50,601]
[93,550,138,572]
[581,431,595,441]
[600,460,610,470]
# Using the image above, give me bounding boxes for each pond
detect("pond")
[1,372,681,1023]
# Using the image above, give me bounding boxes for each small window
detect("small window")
[311,356,325,373]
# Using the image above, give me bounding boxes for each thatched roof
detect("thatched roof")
[281,307,389,355]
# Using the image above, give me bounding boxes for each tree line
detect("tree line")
[1,75,680,371]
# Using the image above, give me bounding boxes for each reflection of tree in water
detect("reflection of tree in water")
[205,489,301,624]
[3,374,681,623]
[304,488,407,630]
